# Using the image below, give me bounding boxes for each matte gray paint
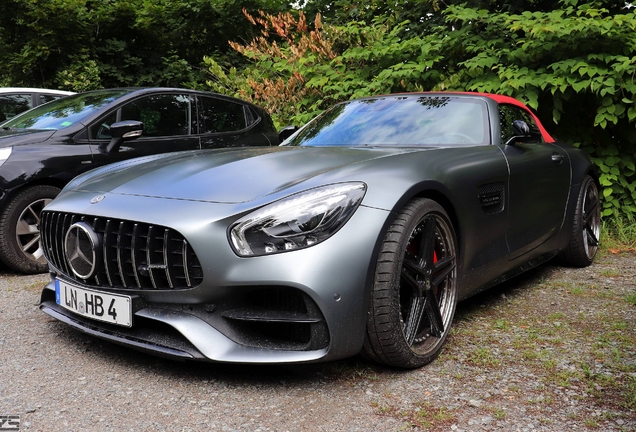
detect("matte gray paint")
[39,94,597,364]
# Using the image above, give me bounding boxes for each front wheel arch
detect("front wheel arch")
[382,184,462,269]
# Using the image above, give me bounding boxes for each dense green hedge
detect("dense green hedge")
[2,0,634,218]
[204,1,636,218]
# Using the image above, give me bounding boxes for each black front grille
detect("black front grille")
[41,211,203,290]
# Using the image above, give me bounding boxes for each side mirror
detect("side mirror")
[278,125,298,143]
[512,119,530,136]
[505,120,542,146]
[106,120,144,153]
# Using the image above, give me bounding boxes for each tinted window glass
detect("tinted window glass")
[121,94,192,137]
[285,96,489,147]
[499,105,541,144]
[1,90,131,130]
[200,97,246,133]
[39,93,66,104]
[91,94,193,139]
[91,112,118,139]
[0,94,32,122]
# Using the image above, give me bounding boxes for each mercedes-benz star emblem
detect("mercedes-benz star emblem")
[64,222,102,279]
[90,195,105,204]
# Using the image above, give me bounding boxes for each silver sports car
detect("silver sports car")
[39,92,600,368]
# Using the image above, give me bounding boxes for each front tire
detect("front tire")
[560,175,600,267]
[364,198,458,368]
[0,185,60,273]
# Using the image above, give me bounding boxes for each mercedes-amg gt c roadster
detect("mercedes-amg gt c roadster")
[38,92,600,368]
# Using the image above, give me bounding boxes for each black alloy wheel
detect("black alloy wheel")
[560,175,600,267]
[364,198,458,368]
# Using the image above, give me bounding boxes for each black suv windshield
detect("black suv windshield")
[284,95,490,147]
[1,89,132,130]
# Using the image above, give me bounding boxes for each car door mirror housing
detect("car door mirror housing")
[106,120,144,153]
[505,120,543,146]
[512,119,530,136]
[278,125,298,143]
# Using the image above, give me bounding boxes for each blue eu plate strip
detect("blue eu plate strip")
[55,279,61,304]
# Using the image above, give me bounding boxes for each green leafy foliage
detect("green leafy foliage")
[0,0,289,89]
[3,0,634,218]
[204,10,445,126]
[211,1,636,217]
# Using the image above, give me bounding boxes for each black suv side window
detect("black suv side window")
[0,94,32,122]
[39,93,66,104]
[200,97,248,133]
[91,94,192,139]
[499,105,542,144]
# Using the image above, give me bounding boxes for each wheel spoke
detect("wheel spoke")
[401,267,422,295]
[585,225,599,247]
[31,246,44,260]
[16,219,38,236]
[431,255,455,287]
[425,288,444,337]
[418,216,436,266]
[404,295,426,345]
[584,198,599,217]
[26,205,41,223]
[403,258,426,278]
[21,234,40,252]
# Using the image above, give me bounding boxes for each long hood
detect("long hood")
[71,146,416,203]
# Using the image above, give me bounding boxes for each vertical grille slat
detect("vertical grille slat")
[91,217,103,286]
[182,239,191,287]
[40,211,202,291]
[42,212,54,267]
[116,221,130,288]
[103,219,115,286]
[163,229,174,289]
[146,225,158,289]
[131,223,141,288]
[51,213,64,272]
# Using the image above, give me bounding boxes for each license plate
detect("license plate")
[55,279,132,327]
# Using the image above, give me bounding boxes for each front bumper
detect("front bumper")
[40,192,390,364]
[40,282,329,362]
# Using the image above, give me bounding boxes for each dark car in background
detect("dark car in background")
[0,88,278,273]
[0,87,75,122]
[38,92,600,368]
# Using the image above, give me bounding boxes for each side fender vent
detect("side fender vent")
[478,182,505,215]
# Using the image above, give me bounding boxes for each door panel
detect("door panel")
[504,143,570,256]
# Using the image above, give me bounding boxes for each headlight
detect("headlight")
[0,147,12,168]
[230,182,366,256]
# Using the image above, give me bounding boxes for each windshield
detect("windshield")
[1,89,132,130]
[285,95,490,147]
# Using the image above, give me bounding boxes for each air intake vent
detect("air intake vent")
[41,211,203,290]
[478,182,505,215]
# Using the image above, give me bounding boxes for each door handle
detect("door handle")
[551,153,564,164]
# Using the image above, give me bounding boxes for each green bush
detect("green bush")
[207,1,636,220]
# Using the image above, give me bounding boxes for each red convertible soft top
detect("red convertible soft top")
[443,92,556,143]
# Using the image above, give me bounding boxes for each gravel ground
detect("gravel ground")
[1,251,635,432]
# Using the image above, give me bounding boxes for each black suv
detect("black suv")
[0,88,278,273]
